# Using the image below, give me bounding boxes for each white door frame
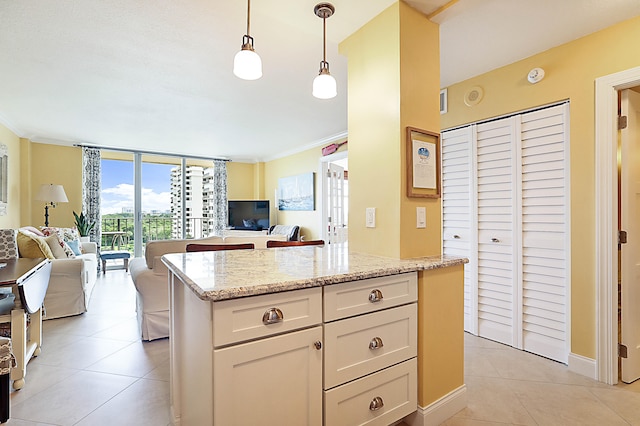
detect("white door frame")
[595,66,640,384]
[318,150,348,243]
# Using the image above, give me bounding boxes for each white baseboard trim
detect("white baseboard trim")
[403,385,467,426]
[568,352,597,380]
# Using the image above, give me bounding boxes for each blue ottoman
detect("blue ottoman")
[100,250,131,274]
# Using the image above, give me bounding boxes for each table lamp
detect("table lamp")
[36,184,68,227]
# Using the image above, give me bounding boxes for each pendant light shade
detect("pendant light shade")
[313,3,336,99]
[234,0,262,80]
[313,63,337,99]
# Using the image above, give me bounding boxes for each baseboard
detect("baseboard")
[568,352,597,380]
[403,385,467,426]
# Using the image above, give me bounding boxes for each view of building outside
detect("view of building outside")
[101,159,216,252]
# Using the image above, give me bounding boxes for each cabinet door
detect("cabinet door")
[213,326,323,425]
[442,126,477,333]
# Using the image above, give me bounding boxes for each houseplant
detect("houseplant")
[73,211,95,241]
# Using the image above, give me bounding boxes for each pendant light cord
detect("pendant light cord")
[246,0,251,36]
[322,16,326,63]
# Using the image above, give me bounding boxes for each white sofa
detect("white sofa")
[129,234,287,341]
[42,241,98,319]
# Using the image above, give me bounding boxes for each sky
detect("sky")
[101,160,173,215]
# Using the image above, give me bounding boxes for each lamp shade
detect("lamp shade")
[313,72,337,99]
[36,184,68,203]
[233,48,262,80]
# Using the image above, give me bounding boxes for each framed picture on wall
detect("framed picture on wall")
[406,126,441,199]
[278,172,315,211]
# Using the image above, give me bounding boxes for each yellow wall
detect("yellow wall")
[398,3,441,258]
[0,124,22,228]
[441,15,640,360]
[340,2,441,258]
[340,4,401,257]
[28,143,82,228]
[227,162,256,200]
[418,265,464,406]
[264,143,347,241]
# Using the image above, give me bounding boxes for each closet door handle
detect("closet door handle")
[491,237,500,243]
[453,234,461,239]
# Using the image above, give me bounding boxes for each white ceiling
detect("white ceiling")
[1,0,639,162]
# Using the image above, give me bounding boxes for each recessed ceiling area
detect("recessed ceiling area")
[0,0,639,162]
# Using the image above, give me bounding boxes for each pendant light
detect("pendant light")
[233,0,262,80]
[312,3,337,99]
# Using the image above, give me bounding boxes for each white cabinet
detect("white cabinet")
[214,326,323,425]
[170,272,418,425]
[212,287,323,425]
[441,102,570,363]
[324,272,418,425]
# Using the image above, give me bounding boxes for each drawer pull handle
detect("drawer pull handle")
[491,237,500,243]
[314,341,322,350]
[369,396,384,411]
[369,337,384,350]
[453,234,461,239]
[368,289,383,303]
[262,307,284,325]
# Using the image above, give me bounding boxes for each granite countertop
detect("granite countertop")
[162,244,467,302]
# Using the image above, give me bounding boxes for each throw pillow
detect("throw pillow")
[41,226,79,258]
[0,229,17,259]
[16,230,55,260]
[19,226,44,237]
[44,234,68,259]
[66,240,83,256]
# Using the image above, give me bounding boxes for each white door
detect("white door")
[324,161,347,244]
[475,116,519,347]
[441,126,477,333]
[519,104,570,363]
[621,89,640,383]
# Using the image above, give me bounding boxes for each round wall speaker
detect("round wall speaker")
[464,86,484,106]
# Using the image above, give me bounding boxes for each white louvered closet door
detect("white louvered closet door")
[519,103,569,363]
[441,126,477,333]
[442,103,570,363]
[475,117,519,347]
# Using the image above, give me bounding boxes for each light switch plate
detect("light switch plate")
[417,207,426,228]
[366,207,376,228]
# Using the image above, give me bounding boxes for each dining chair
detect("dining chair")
[186,243,255,252]
[266,240,325,248]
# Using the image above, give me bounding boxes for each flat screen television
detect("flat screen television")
[228,200,270,231]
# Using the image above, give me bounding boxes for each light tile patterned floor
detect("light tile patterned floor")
[446,333,640,426]
[6,268,640,425]
[8,269,171,426]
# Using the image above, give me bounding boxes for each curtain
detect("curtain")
[82,147,101,269]
[210,160,228,236]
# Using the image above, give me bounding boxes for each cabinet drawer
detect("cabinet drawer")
[324,272,417,321]
[324,303,417,389]
[213,287,322,346]
[324,358,417,426]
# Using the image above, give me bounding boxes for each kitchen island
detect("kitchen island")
[163,244,467,425]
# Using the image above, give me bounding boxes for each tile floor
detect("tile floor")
[5,268,640,425]
[7,269,171,426]
[446,334,640,425]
